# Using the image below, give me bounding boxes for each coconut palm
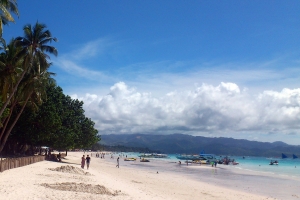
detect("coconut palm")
[0,22,57,118]
[0,38,25,127]
[0,38,25,102]
[0,0,19,36]
[0,57,55,152]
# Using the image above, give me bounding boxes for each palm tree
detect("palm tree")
[0,38,25,126]
[0,22,57,119]
[0,22,57,153]
[0,39,25,100]
[0,57,56,153]
[0,0,19,36]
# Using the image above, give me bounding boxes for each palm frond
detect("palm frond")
[0,4,14,22]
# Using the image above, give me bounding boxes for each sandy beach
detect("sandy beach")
[0,152,297,200]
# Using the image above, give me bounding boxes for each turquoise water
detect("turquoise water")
[228,156,300,178]
[107,152,300,199]
[118,152,300,178]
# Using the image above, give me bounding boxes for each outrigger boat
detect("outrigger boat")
[139,153,168,158]
[176,154,200,160]
[124,158,136,161]
[192,159,209,164]
[140,158,150,162]
[269,160,279,165]
[176,153,217,163]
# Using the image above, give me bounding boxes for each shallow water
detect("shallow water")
[125,153,300,178]
[230,156,300,178]
[106,152,300,199]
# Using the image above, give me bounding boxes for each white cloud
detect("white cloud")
[53,38,300,100]
[52,39,300,144]
[55,59,108,81]
[68,38,113,60]
[79,82,300,143]
[53,37,116,82]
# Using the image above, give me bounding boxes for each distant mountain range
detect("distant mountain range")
[100,133,300,157]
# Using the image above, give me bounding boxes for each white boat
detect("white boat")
[176,153,217,163]
[269,160,279,165]
[139,153,168,158]
[176,154,200,160]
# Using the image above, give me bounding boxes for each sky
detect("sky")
[3,1,300,145]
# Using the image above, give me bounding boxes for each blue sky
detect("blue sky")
[3,1,300,145]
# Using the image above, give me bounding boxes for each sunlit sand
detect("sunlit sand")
[0,152,288,199]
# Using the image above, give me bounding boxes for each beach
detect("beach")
[0,152,298,200]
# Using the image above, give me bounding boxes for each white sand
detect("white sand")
[0,152,276,200]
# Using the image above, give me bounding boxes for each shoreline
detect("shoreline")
[0,152,298,199]
[105,153,300,199]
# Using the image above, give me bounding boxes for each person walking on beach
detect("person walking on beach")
[86,155,91,169]
[116,157,119,168]
[81,155,85,169]
[57,153,61,162]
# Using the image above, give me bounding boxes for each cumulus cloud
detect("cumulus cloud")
[80,82,300,139]
[53,38,300,144]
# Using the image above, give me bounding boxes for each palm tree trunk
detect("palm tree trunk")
[0,100,16,141]
[0,91,32,153]
[0,68,27,118]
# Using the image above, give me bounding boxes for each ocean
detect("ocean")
[111,152,300,178]
[229,156,300,178]
[108,152,300,199]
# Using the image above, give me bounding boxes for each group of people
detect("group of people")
[81,153,121,170]
[81,155,91,169]
[95,152,103,158]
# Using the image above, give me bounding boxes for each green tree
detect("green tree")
[4,84,99,155]
[0,55,55,153]
[5,83,61,154]
[0,0,19,36]
[52,94,99,152]
[0,39,24,127]
[0,22,57,119]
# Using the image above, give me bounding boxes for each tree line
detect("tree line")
[90,143,160,153]
[0,1,99,155]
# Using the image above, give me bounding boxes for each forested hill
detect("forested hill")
[100,134,300,157]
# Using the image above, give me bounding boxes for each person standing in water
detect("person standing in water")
[81,155,85,169]
[86,155,91,169]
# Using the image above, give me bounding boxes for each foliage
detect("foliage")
[6,84,100,154]
[0,4,99,155]
[0,0,19,36]
[0,22,58,154]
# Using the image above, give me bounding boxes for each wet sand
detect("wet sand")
[105,154,300,199]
